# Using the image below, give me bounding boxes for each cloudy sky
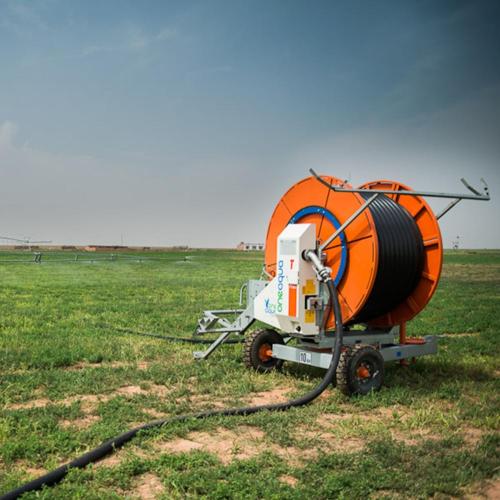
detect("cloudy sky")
[0,0,498,248]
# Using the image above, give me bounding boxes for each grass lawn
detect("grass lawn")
[0,249,499,499]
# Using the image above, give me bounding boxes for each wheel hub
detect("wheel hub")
[356,364,371,379]
[258,343,273,362]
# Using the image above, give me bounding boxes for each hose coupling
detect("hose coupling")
[304,249,332,283]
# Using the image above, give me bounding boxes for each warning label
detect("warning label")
[305,309,315,323]
[302,279,316,295]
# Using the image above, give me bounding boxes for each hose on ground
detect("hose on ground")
[107,324,245,344]
[2,280,343,500]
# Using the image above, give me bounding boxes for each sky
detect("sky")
[0,0,499,248]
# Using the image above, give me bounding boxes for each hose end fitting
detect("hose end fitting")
[304,249,332,283]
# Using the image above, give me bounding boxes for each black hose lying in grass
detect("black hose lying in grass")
[2,280,343,500]
[107,324,245,344]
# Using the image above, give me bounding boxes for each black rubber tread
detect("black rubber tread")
[243,329,285,372]
[336,347,352,396]
[336,344,384,396]
[353,193,424,323]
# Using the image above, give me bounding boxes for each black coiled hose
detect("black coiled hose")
[354,193,424,323]
[308,168,425,323]
[2,280,343,500]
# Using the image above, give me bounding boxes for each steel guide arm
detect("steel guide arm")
[309,168,490,202]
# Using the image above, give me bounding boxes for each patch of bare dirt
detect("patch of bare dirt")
[8,398,51,410]
[64,360,151,371]
[301,427,366,452]
[64,360,130,371]
[390,428,439,446]
[464,478,500,499]
[95,446,149,469]
[371,489,403,499]
[461,427,484,447]
[24,466,46,477]
[318,406,412,428]
[159,438,203,453]
[4,360,151,376]
[246,387,293,406]
[318,413,369,427]
[94,453,123,468]
[319,407,487,449]
[482,480,500,499]
[279,474,298,487]
[132,472,165,499]
[8,384,171,412]
[317,388,334,401]
[152,425,327,467]
[155,426,266,464]
[174,387,296,410]
[59,415,100,429]
[117,385,149,396]
[175,393,228,409]
[299,413,372,453]
[142,408,167,419]
[317,408,488,448]
[14,461,47,477]
[313,408,441,447]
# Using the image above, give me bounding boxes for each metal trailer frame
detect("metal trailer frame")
[192,174,489,365]
[193,278,437,365]
[271,327,438,370]
[194,283,437,366]
[193,279,265,359]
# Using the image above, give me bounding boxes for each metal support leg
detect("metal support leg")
[193,331,234,360]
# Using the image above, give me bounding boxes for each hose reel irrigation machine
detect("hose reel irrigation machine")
[194,169,490,395]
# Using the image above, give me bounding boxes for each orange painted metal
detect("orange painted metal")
[265,175,379,326]
[265,174,443,329]
[404,338,426,345]
[356,365,370,379]
[399,322,407,345]
[359,180,443,327]
[288,284,297,317]
[258,344,273,362]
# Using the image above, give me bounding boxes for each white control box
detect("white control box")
[254,224,319,335]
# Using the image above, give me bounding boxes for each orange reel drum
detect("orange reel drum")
[265,175,379,327]
[264,175,443,328]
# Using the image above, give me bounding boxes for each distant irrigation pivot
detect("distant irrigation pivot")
[0,251,194,265]
[0,234,53,251]
[0,235,52,244]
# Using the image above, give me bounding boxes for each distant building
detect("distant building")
[237,242,264,251]
[84,245,127,252]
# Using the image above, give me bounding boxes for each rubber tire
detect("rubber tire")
[244,329,285,372]
[336,344,384,396]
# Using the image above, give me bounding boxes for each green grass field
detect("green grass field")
[0,249,499,499]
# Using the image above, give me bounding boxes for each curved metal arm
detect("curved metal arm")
[461,177,481,196]
[239,282,248,306]
[309,168,490,202]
